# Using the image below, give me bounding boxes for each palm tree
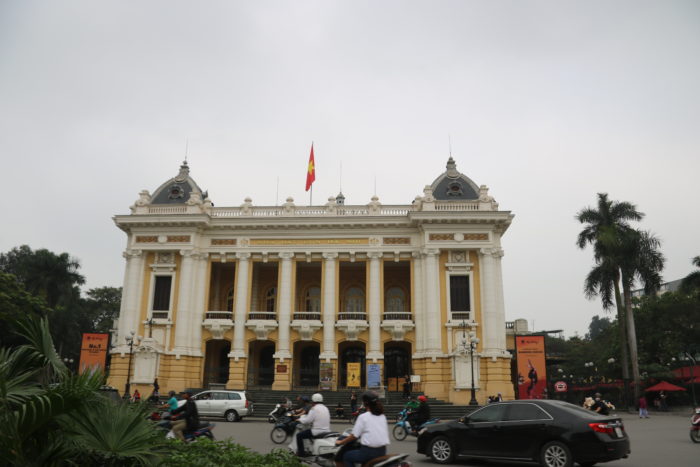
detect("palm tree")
[680,256,700,294]
[577,193,642,404]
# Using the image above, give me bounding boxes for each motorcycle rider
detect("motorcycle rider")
[407,395,430,433]
[170,391,200,441]
[335,391,390,467]
[163,390,178,412]
[296,393,330,456]
[592,393,610,415]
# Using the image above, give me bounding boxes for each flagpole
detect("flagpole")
[310,186,313,206]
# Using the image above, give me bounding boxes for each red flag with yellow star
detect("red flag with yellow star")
[305,143,315,191]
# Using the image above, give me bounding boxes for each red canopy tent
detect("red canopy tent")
[644,381,687,392]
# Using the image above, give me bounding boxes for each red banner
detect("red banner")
[78,333,109,374]
[515,335,547,399]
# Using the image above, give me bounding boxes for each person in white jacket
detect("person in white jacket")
[296,393,331,456]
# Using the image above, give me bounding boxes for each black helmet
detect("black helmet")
[362,391,379,404]
[301,395,311,402]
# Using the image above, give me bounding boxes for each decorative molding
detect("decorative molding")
[250,238,369,246]
[322,252,339,260]
[381,320,415,341]
[155,252,175,264]
[203,319,233,340]
[135,236,158,243]
[480,247,505,259]
[211,239,237,246]
[290,320,323,341]
[463,233,488,241]
[245,320,278,340]
[335,320,368,341]
[449,250,467,263]
[167,235,191,243]
[383,237,410,245]
[429,233,454,241]
[235,252,251,261]
[123,249,143,259]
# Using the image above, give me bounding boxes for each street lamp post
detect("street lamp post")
[459,320,480,406]
[683,352,698,406]
[124,331,136,399]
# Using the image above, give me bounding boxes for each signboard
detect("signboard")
[319,362,334,390]
[515,335,547,399]
[347,362,361,387]
[276,364,287,373]
[78,333,109,374]
[554,381,568,393]
[367,364,381,388]
[410,374,421,383]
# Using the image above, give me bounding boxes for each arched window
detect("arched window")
[385,287,405,312]
[345,287,365,313]
[265,287,277,312]
[226,288,234,312]
[305,286,321,312]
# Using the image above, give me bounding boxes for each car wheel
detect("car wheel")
[540,441,573,467]
[428,436,454,464]
[270,427,288,444]
[392,424,408,441]
[225,410,240,422]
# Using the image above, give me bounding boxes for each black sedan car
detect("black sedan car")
[417,399,630,467]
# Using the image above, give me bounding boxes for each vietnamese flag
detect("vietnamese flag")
[305,143,316,191]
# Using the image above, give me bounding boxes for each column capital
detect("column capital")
[411,250,422,259]
[123,249,143,259]
[479,247,504,258]
[422,248,440,257]
[367,252,383,260]
[322,252,338,260]
[278,252,295,260]
[235,252,251,261]
[179,249,196,258]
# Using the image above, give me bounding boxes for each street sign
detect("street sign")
[554,381,568,392]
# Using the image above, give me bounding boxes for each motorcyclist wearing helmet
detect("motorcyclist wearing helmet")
[407,395,430,432]
[335,391,390,467]
[296,393,330,456]
[170,391,200,442]
[293,395,311,416]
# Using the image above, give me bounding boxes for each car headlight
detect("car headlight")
[418,428,427,435]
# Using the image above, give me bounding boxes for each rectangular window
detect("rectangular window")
[152,276,172,311]
[450,275,470,311]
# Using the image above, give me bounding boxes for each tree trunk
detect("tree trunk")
[622,279,641,401]
[613,275,631,408]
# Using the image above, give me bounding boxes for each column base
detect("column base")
[319,351,337,362]
[366,351,384,362]
[226,358,247,390]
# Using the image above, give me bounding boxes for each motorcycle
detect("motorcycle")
[268,403,287,423]
[270,412,299,444]
[349,406,366,424]
[691,407,700,443]
[158,411,216,441]
[392,408,440,441]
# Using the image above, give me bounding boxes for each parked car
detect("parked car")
[417,399,630,467]
[178,390,252,422]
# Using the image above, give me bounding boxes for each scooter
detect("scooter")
[691,407,700,443]
[270,412,298,444]
[286,423,341,467]
[268,403,287,423]
[335,429,412,467]
[349,406,366,424]
[392,409,440,441]
[160,412,216,441]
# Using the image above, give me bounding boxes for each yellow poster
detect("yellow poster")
[347,362,361,387]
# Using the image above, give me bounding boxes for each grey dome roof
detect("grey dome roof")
[430,157,480,200]
[150,161,206,204]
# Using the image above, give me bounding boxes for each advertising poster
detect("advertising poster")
[78,333,109,374]
[319,362,334,390]
[367,363,381,388]
[347,362,361,387]
[515,335,547,399]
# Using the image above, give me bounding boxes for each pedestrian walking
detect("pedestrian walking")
[350,391,358,414]
[402,375,411,400]
[639,396,649,418]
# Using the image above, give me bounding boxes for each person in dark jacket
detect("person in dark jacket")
[170,391,200,441]
[407,395,430,432]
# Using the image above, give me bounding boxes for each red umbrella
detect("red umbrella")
[644,381,687,392]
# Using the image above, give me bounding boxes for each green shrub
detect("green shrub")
[160,438,302,467]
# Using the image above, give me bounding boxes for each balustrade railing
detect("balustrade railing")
[450,312,471,321]
[382,312,412,321]
[151,312,169,320]
[337,312,367,321]
[205,311,233,320]
[293,312,322,320]
[248,311,277,320]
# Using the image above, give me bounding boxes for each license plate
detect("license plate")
[614,427,623,437]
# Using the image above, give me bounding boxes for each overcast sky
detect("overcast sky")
[1,1,698,337]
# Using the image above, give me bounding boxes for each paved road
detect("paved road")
[209,412,697,466]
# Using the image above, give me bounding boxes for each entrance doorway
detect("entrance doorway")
[203,340,231,387]
[293,341,320,388]
[247,341,275,387]
[384,342,411,391]
[339,341,366,388]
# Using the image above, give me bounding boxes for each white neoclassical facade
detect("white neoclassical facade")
[108,157,514,403]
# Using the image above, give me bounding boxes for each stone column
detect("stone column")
[230,252,251,360]
[117,249,145,349]
[188,253,208,357]
[367,252,383,362]
[320,252,338,361]
[173,250,196,356]
[274,252,293,361]
[423,249,442,356]
[479,248,500,356]
[492,248,507,351]
[411,251,425,357]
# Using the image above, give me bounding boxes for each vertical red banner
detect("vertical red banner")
[515,335,547,399]
[78,333,109,374]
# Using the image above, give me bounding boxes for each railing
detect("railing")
[505,321,514,329]
[151,311,169,320]
[337,312,367,321]
[205,311,233,320]
[248,311,277,320]
[293,312,322,320]
[435,202,480,211]
[382,312,412,321]
[147,206,188,214]
[450,312,471,321]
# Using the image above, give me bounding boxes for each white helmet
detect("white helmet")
[312,393,323,403]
